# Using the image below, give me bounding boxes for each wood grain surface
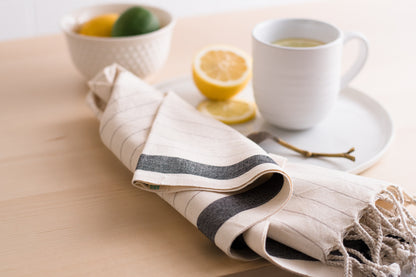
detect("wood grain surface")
[0,0,415,276]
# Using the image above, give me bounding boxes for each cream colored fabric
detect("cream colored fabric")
[87,64,290,193]
[87,64,293,259]
[87,65,416,277]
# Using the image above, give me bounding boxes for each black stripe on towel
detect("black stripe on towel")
[329,239,372,263]
[136,154,276,179]
[266,238,317,261]
[197,174,283,242]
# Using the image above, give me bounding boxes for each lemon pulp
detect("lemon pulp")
[192,45,252,100]
[197,99,256,125]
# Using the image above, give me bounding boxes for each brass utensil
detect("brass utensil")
[247,131,356,162]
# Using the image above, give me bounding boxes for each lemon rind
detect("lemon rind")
[197,99,256,125]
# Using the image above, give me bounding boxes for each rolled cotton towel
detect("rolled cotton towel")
[87,64,416,277]
[87,64,293,257]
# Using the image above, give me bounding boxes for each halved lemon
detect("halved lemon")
[192,45,252,100]
[197,99,256,125]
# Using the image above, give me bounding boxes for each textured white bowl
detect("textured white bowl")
[60,3,175,79]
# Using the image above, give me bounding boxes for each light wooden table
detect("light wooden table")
[1,0,415,276]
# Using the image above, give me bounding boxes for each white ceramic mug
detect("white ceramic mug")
[252,18,368,130]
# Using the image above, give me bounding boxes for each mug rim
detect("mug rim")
[252,18,342,51]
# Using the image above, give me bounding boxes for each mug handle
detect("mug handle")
[340,31,369,89]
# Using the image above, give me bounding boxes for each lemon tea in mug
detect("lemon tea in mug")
[273,38,325,47]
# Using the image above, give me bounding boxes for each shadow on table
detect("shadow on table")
[222,265,298,277]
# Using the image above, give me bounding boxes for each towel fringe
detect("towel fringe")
[327,186,416,277]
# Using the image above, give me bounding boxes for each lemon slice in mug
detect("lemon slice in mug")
[197,99,256,125]
[192,45,252,100]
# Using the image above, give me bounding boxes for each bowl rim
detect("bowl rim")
[60,3,176,42]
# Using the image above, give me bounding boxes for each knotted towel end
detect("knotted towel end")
[327,186,416,277]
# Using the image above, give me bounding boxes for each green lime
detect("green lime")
[111,6,160,37]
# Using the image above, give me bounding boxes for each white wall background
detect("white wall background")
[0,0,311,41]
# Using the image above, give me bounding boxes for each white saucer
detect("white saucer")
[156,76,394,174]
